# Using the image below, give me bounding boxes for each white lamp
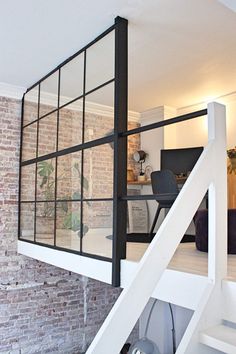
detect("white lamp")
[129,337,160,354]
[128,300,161,354]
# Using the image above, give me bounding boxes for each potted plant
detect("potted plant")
[227,147,236,174]
[37,160,89,237]
[36,160,55,236]
[227,147,236,209]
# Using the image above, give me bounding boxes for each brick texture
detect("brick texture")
[0,96,138,354]
[20,100,140,245]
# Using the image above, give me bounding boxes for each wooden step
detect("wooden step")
[200,325,236,354]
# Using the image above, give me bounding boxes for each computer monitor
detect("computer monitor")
[160,147,203,177]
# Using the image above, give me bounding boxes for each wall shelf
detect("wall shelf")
[127,180,151,185]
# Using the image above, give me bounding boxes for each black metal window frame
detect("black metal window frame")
[18,17,128,285]
[18,15,208,287]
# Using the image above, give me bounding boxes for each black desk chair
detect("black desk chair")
[149,170,179,239]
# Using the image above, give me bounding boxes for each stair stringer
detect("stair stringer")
[176,281,224,354]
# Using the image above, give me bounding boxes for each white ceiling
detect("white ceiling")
[1,0,236,112]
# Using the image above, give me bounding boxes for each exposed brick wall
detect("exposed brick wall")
[20,99,140,246]
[0,96,138,353]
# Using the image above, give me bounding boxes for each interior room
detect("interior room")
[20,25,236,279]
[2,1,236,353]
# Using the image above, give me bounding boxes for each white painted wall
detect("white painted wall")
[139,105,198,234]
[140,107,165,231]
[139,94,236,237]
[164,94,236,150]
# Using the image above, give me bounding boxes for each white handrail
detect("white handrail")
[87,102,227,354]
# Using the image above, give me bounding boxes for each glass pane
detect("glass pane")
[56,201,81,251]
[127,132,141,184]
[60,53,84,105]
[21,164,36,201]
[86,31,114,92]
[20,203,35,241]
[38,112,57,157]
[39,71,58,117]
[22,122,37,161]
[58,99,83,151]
[57,152,81,200]
[83,144,113,199]
[84,82,114,143]
[36,202,54,245]
[37,159,56,201]
[82,201,113,258]
[23,86,39,126]
[127,200,150,235]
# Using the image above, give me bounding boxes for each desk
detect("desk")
[127,180,151,186]
[128,176,187,186]
[176,176,187,184]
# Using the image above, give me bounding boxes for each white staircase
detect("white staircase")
[200,281,236,353]
[87,102,229,354]
[200,324,236,353]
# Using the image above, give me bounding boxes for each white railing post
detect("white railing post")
[176,103,228,354]
[207,102,227,281]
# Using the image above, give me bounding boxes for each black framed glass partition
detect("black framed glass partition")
[19,17,128,286]
[19,16,209,287]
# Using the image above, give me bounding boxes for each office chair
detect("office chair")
[149,170,179,239]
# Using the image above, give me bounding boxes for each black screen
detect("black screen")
[160,147,203,176]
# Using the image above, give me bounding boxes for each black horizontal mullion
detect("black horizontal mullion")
[84,78,114,96]
[23,78,115,129]
[120,109,208,138]
[121,193,178,201]
[21,134,115,167]
[83,197,113,202]
[23,107,58,128]
[23,118,39,129]
[57,92,83,111]
[38,107,58,121]
[21,197,114,203]
[24,106,207,140]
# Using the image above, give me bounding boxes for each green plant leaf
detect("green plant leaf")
[83,176,89,190]
[63,211,80,232]
[61,200,68,213]
[74,162,80,172]
[40,175,48,188]
[72,191,81,200]
[38,161,54,177]
[83,224,89,235]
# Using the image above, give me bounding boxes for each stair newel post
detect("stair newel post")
[207,102,227,282]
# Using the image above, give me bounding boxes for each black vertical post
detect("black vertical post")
[112,16,128,287]
[18,94,25,239]
[80,49,87,253]
[34,85,40,242]
[54,69,61,246]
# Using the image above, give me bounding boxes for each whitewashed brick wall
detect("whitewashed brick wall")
[0,96,138,354]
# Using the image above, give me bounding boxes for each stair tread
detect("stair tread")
[200,325,236,353]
